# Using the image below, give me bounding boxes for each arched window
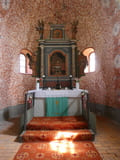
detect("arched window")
[83,48,96,73]
[19,49,33,74]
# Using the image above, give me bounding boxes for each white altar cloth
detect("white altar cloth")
[27,89,88,98]
[27,89,88,117]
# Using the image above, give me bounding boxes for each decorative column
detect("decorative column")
[72,44,76,77]
[40,44,44,76]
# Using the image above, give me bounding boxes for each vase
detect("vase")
[36,82,40,90]
[76,82,80,89]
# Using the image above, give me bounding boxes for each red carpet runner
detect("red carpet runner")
[13,116,102,160]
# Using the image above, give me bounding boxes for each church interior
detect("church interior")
[0,0,120,160]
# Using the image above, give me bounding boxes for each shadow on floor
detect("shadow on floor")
[0,117,21,137]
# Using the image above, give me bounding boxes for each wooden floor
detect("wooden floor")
[94,116,120,160]
[0,115,120,160]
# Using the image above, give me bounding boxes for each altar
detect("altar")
[22,22,95,132]
[27,89,88,117]
[24,23,89,125]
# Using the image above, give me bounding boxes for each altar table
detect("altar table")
[27,89,88,117]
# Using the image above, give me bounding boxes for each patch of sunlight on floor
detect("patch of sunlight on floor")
[50,140,75,153]
[54,131,78,140]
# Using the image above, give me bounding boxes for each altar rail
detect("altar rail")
[23,89,96,133]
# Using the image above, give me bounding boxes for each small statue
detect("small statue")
[77,51,88,78]
[36,20,44,39]
[26,53,33,69]
[26,53,37,77]
[71,20,79,39]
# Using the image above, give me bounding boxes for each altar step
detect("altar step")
[16,116,102,160]
[22,129,94,142]
[21,116,95,142]
[26,116,88,130]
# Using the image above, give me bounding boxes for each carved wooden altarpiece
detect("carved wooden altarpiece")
[36,24,77,88]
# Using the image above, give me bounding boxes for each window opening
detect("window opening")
[20,54,25,73]
[90,52,95,72]
[83,48,95,73]
[19,49,33,74]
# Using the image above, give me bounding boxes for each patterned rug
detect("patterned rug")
[13,116,102,160]
[13,141,102,160]
[22,129,94,142]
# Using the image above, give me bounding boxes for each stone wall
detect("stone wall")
[0,0,120,109]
